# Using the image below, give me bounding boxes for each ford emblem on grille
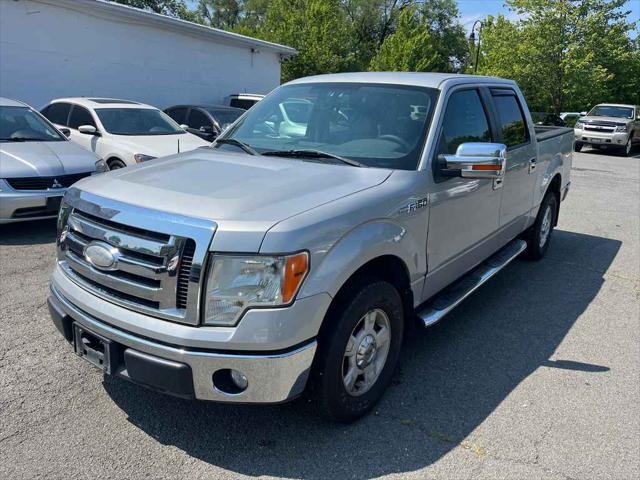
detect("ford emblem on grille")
[84,241,118,270]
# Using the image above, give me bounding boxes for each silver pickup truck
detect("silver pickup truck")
[48,73,573,422]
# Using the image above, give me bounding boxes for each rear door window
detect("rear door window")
[68,106,96,129]
[42,103,71,126]
[491,92,529,148]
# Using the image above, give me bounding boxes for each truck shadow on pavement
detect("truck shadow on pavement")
[0,219,58,245]
[104,229,620,478]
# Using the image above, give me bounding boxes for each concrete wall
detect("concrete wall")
[0,0,283,109]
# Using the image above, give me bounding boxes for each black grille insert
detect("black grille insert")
[176,239,195,309]
[7,172,91,190]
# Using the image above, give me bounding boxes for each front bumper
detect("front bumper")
[49,285,317,403]
[0,181,66,223]
[574,129,630,147]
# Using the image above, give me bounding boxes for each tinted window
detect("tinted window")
[165,107,187,124]
[230,99,257,110]
[208,109,243,128]
[187,109,211,130]
[1,106,65,142]
[221,83,438,170]
[436,89,491,155]
[42,103,71,126]
[493,94,528,147]
[68,106,96,129]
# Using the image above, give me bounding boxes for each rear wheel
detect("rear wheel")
[108,158,126,170]
[525,192,557,260]
[574,142,583,152]
[307,279,404,422]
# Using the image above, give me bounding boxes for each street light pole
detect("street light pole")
[469,20,483,74]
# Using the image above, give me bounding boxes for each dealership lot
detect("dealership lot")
[1,149,638,479]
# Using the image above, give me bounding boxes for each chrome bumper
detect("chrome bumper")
[49,285,317,403]
[574,129,630,146]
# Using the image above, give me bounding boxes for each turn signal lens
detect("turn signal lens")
[471,164,502,171]
[282,252,309,303]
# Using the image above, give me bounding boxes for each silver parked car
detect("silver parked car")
[0,97,106,223]
[574,103,640,156]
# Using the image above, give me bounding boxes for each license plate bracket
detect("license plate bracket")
[73,324,117,374]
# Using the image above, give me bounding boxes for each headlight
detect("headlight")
[203,252,309,326]
[615,124,629,132]
[133,153,157,163]
[94,158,109,173]
[574,121,584,129]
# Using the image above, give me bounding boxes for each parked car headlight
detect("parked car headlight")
[133,153,157,163]
[203,252,309,326]
[574,121,584,129]
[94,159,109,173]
[615,124,629,133]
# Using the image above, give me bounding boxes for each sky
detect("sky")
[457,0,640,38]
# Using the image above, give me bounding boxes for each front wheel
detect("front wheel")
[525,192,558,260]
[621,137,633,157]
[307,279,404,422]
[108,158,127,170]
[574,142,583,152]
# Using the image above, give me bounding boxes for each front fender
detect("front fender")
[298,219,422,300]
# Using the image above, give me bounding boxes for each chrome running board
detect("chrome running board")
[417,239,527,328]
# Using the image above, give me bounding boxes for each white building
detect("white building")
[0,0,296,109]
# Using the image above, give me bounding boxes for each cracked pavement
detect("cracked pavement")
[1,149,639,479]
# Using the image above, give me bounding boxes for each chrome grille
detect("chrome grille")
[57,189,216,325]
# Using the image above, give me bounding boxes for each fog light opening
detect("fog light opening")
[212,369,248,395]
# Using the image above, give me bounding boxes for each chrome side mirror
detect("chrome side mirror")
[440,142,507,179]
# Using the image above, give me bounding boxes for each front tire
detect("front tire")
[574,142,583,152]
[621,137,633,157]
[525,192,558,260]
[307,279,404,422]
[108,158,127,170]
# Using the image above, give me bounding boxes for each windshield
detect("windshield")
[588,105,634,119]
[208,109,244,129]
[95,108,185,135]
[217,83,438,170]
[0,106,65,142]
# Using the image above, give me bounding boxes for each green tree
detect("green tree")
[256,0,356,82]
[477,0,639,112]
[113,0,195,19]
[369,5,450,72]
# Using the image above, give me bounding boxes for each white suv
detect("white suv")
[41,98,210,169]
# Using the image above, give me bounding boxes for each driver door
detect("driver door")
[422,87,503,300]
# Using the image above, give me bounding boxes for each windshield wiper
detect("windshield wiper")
[262,149,366,167]
[214,138,259,156]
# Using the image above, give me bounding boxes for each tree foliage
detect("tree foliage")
[477,0,640,112]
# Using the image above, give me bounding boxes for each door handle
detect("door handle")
[528,158,537,174]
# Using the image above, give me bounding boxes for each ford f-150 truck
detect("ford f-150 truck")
[49,73,573,422]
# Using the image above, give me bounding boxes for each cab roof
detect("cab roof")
[286,72,516,90]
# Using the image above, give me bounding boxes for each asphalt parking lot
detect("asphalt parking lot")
[1,149,639,480]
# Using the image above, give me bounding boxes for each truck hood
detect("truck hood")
[111,133,210,157]
[581,116,633,125]
[0,140,99,178]
[74,149,392,225]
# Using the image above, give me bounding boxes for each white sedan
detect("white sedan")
[41,98,210,169]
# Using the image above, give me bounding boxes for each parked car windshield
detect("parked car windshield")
[588,105,634,119]
[0,106,65,142]
[218,83,439,170]
[207,109,244,129]
[95,108,185,135]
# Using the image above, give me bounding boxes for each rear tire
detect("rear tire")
[525,192,558,260]
[108,158,126,170]
[574,142,583,152]
[307,279,404,422]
